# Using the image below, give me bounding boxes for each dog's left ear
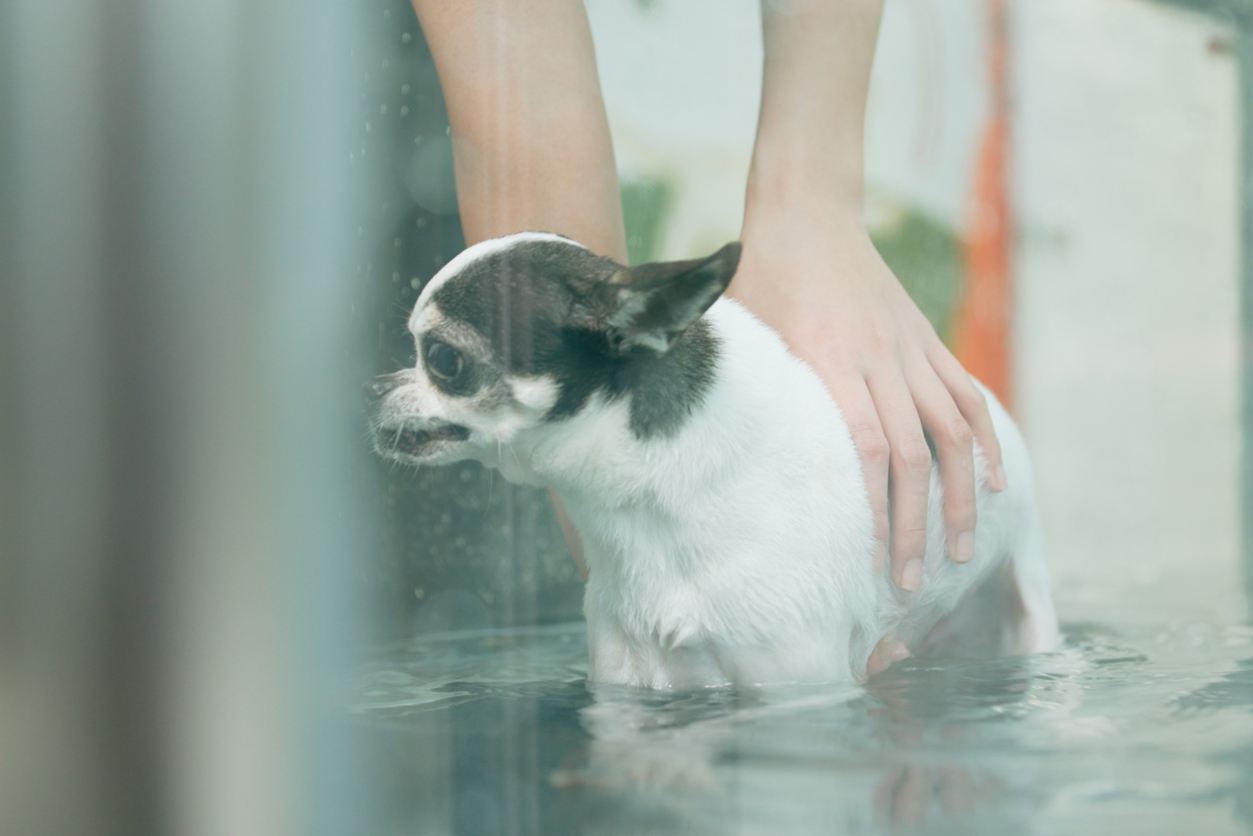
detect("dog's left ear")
[585,242,742,356]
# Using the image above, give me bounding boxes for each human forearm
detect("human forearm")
[411,0,627,261]
[747,0,884,220]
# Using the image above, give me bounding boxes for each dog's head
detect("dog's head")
[368,232,741,471]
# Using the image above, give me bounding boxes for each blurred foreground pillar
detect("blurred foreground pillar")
[1,2,371,835]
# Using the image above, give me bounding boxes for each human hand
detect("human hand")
[728,206,1006,592]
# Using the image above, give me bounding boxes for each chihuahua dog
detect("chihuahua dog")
[369,232,1059,688]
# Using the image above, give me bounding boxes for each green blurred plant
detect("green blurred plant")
[870,207,965,347]
[620,175,673,265]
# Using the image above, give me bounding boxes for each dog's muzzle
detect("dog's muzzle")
[388,423,470,455]
[365,374,471,458]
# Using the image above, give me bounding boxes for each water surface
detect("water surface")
[355,619,1253,835]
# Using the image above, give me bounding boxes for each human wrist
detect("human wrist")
[741,178,869,249]
[743,133,868,236]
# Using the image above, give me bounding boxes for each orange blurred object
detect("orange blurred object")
[954,0,1013,409]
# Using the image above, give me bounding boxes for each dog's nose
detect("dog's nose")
[364,376,400,405]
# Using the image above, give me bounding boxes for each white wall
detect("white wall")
[1014,0,1243,623]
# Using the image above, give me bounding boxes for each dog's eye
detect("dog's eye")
[426,341,464,381]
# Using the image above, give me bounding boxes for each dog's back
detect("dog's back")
[568,298,1059,688]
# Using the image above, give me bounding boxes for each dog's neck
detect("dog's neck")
[517,332,752,581]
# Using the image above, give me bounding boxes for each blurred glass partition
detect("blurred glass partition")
[1,1,373,835]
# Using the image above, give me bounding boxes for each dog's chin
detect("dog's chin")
[373,422,472,464]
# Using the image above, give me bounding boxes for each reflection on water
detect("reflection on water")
[355,620,1253,835]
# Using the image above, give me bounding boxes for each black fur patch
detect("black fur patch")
[430,238,723,439]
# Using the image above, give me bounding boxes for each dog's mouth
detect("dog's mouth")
[379,422,471,457]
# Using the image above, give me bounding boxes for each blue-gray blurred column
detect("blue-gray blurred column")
[0,1,375,835]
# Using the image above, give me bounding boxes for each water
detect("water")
[355,619,1253,835]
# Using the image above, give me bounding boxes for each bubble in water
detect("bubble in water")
[410,277,420,289]
[401,83,410,95]
[400,105,409,116]
[402,31,412,43]
[392,272,400,283]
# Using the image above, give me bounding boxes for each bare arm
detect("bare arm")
[729,0,1006,592]
[412,0,627,580]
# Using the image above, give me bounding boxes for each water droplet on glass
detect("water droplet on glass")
[415,217,426,228]
[380,104,387,114]
[414,134,423,145]
[410,277,420,289]
[383,7,390,17]
[401,84,410,95]
[402,31,412,43]
[392,272,400,283]
[365,122,372,132]
[445,125,451,137]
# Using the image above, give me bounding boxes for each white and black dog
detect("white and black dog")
[369,232,1060,688]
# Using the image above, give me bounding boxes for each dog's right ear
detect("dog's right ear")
[573,242,741,356]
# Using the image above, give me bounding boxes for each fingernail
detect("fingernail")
[891,642,911,661]
[992,465,1007,492]
[900,559,923,592]
[953,530,975,563]
[873,541,888,574]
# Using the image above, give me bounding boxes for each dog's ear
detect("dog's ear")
[578,242,741,356]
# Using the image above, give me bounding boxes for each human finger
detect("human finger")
[832,376,890,574]
[892,766,934,829]
[938,766,976,817]
[867,371,931,591]
[929,345,1006,491]
[907,364,976,563]
[865,632,911,678]
[873,766,907,827]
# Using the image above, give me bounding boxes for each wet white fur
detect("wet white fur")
[382,235,1061,688]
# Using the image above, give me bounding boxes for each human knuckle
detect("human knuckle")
[959,382,988,411]
[855,431,890,463]
[944,416,973,447]
[896,440,932,471]
[864,327,898,357]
